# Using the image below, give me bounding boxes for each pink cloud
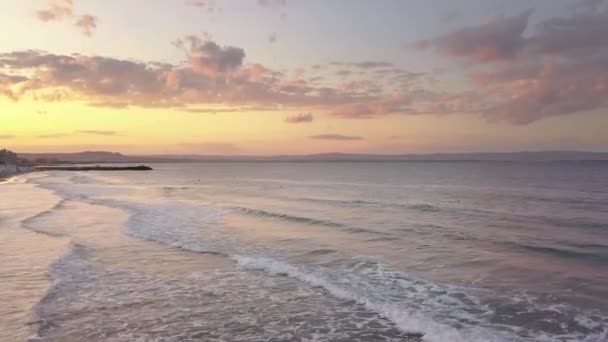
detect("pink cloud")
[37,0,73,22]
[36,0,98,37]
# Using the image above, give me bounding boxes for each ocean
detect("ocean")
[1,162,607,341]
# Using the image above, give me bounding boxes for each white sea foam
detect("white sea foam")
[234,255,510,342]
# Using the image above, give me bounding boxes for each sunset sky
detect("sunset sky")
[2,0,607,154]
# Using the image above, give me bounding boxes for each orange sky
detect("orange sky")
[2,0,607,154]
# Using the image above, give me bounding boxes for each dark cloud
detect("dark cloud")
[418,3,608,123]
[175,36,245,76]
[418,10,533,63]
[527,5,608,55]
[285,113,313,123]
[309,134,363,141]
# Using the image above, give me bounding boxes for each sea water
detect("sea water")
[1,162,607,341]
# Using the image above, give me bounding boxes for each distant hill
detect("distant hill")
[19,150,608,164]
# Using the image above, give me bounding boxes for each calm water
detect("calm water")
[1,162,607,341]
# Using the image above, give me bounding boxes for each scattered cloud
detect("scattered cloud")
[37,0,73,22]
[75,14,97,37]
[352,61,394,69]
[76,130,120,136]
[36,130,121,139]
[285,112,313,123]
[37,133,72,139]
[36,0,98,37]
[309,134,363,141]
[175,36,245,76]
[185,0,220,13]
[7,1,608,127]
[181,108,242,114]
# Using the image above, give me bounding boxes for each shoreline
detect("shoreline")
[0,169,38,183]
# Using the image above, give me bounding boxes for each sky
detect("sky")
[1,0,607,155]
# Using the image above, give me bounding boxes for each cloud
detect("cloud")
[268,34,277,44]
[285,112,313,123]
[0,135,16,139]
[185,0,220,12]
[0,44,446,124]
[75,15,97,37]
[330,94,410,119]
[418,3,608,123]
[175,36,245,76]
[352,61,394,69]
[12,17,604,127]
[309,134,363,141]
[37,0,73,22]
[36,0,98,37]
[181,108,241,114]
[34,130,120,139]
[37,133,72,139]
[76,130,120,136]
[418,10,533,63]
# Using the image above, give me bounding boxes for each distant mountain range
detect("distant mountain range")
[19,151,608,164]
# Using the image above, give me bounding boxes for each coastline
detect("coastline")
[0,168,36,183]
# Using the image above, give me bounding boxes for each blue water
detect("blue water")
[2,162,607,341]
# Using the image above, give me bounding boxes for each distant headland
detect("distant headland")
[12,150,608,164]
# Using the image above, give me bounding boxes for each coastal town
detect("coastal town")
[0,149,21,178]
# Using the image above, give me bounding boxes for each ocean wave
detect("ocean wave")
[234,255,608,342]
[231,206,344,227]
[292,196,443,213]
[304,248,338,256]
[408,204,441,212]
[20,199,69,237]
[234,255,508,342]
[503,241,608,263]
